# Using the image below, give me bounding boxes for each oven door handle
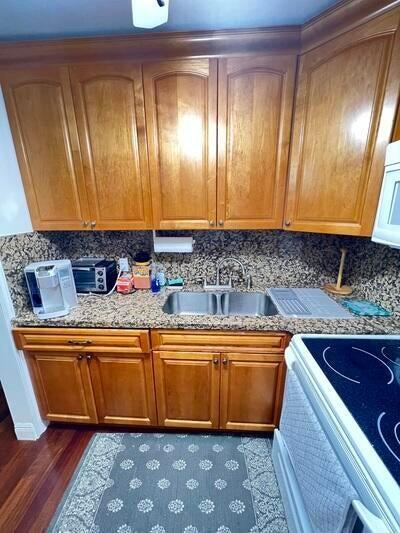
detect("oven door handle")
[284,345,296,370]
[352,500,390,533]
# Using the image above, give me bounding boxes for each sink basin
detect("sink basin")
[221,292,278,316]
[162,291,218,315]
[162,291,278,316]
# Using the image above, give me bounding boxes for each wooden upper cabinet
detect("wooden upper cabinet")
[1,67,90,230]
[217,55,296,229]
[143,59,217,229]
[393,102,400,141]
[70,63,152,229]
[285,12,400,236]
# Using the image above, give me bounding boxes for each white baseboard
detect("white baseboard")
[14,421,47,441]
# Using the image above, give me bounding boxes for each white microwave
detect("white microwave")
[372,140,400,249]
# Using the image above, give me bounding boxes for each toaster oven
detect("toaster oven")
[71,257,118,294]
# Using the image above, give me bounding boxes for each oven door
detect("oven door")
[273,345,393,533]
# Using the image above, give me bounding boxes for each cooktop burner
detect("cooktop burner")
[303,337,400,486]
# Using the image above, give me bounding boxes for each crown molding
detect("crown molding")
[0,0,398,66]
[0,26,301,67]
[301,0,400,53]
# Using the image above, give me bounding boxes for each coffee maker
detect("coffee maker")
[25,260,78,319]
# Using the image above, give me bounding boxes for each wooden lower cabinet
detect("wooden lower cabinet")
[89,352,157,426]
[25,349,157,426]
[16,328,288,431]
[220,353,285,431]
[153,351,220,429]
[153,348,286,431]
[25,351,98,424]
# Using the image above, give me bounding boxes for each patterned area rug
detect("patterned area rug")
[49,432,287,533]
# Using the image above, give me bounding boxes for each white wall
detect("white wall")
[0,86,32,236]
[0,264,46,439]
[0,86,45,439]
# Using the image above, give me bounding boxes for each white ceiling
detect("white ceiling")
[0,0,340,41]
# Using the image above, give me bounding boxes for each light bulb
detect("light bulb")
[132,0,170,29]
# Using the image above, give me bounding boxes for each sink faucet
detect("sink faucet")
[203,257,252,291]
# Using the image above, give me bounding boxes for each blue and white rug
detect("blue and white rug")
[49,432,287,533]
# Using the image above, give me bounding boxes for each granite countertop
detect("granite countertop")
[12,287,400,335]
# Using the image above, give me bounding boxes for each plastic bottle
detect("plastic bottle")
[157,263,166,287]
[151,264,160,293]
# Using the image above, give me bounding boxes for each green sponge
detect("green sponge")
[167,277,184,287]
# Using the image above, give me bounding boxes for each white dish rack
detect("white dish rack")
[267,288,353,319]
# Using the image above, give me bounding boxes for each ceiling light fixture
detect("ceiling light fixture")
[132,0,170,29]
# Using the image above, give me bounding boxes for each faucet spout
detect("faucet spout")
[216,257,247,285]
[203,257,249,292]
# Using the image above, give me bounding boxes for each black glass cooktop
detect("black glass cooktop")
[303,337,400,486]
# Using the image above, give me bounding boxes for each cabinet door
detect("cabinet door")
[26,351,97,423]
[70,63,153,229]
[143,59,217,229]
[393,103,400,141]
[1,67,90,230]
[285,12,400,236]
[153,351,220,428]
[89,352,157,426]
[217,55,296,229]
[220,353,285,431]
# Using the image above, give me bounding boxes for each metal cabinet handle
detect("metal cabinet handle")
[222,358,228,366]
[68,340,92,346]
[86,354,93,361]
[213,358,219,365]
[218,220,224,227]
[77,354,84,360]
[90,221,97,228]
[82,220,89,227]
[284,219,291,226]
[209,220,215,226]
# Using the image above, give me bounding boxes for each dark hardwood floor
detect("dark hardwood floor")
[0,416,94,532]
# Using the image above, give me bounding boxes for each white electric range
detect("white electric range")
[272,334,400,533]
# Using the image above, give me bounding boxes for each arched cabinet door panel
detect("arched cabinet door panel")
[1,67,90,230]
[217,55,296,229]
[285,11,400,236]
[70,63,153,230]
[143,59,217,229]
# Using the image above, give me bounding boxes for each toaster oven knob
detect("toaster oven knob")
[98,284,104,290]
[98,278,104,283]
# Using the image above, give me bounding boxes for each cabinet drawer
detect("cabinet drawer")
[151,329,288,353]
[13,328,150,353]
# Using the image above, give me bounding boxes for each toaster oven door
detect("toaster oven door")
[72,268,97,293]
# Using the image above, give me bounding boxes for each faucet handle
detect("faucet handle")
[246,274,253,290]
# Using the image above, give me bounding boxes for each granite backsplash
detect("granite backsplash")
[0,230,399,315]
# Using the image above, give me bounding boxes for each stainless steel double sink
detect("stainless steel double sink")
[162,291,278,317]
